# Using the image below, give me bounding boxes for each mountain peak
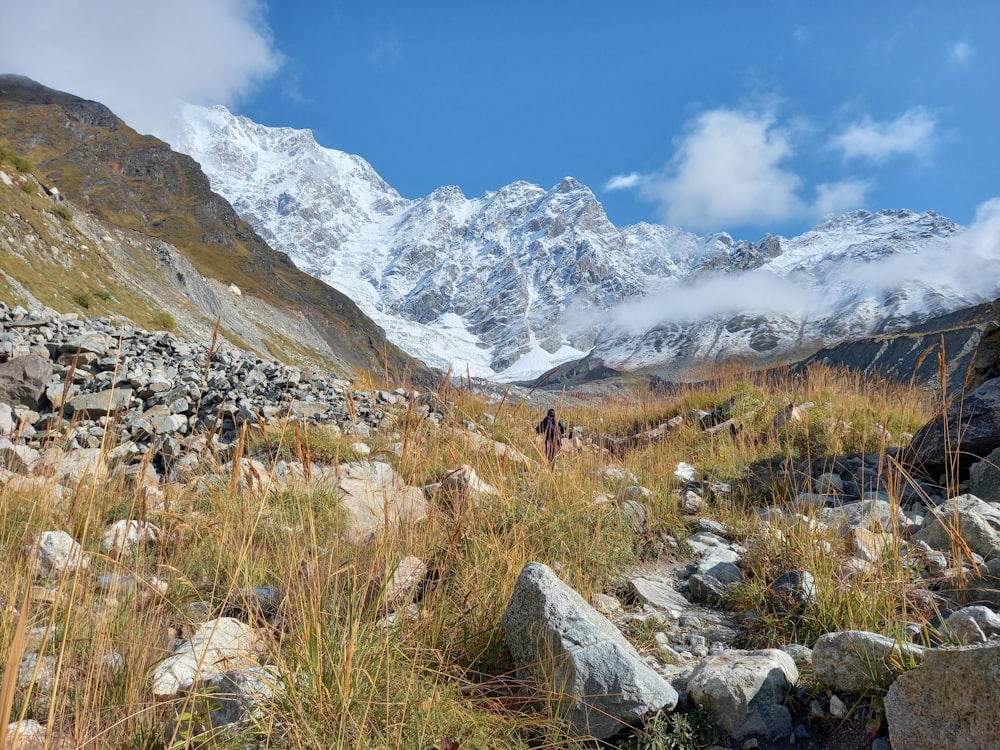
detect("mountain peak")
[171,106,974,383]
[554,176,584,192]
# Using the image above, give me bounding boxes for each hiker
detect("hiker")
[536,408,566,466]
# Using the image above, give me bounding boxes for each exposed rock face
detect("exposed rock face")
[885,643,1000,750]
[0,74,430,385]
[501,561,678,739]
[799,299,1000,395]
[910,377,1000,478]
[173,104,971,383]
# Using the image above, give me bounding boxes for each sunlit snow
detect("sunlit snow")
[169,104,998,383]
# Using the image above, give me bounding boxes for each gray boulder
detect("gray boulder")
[944,605,1000,645]
[915,494,1000,560]
[968,446,1000,501]
[0,355,52,409]
[29,530,90,580]
[812,630,923,694]
[502,562,677,739]
[687,648,798,743]
[885,643,1000,750]
[67,387,135,419]
[332,461,428,541]
[150,617,261,699]
[819,498,896,533]
[629,576,692,614]
[769,570,815,614]
[165,666,283,746]
[910,377,1000,477]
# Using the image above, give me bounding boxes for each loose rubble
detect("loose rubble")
[5,301,1000,749]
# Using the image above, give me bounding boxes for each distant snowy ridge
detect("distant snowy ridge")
[172,104,984,382]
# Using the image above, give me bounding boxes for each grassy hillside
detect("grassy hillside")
[0,75,432,385]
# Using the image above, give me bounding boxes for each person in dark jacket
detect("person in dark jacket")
[536,408,566,466]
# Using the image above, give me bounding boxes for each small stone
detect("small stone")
[829,694,847,718]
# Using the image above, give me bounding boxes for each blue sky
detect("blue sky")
[2,1,997,240]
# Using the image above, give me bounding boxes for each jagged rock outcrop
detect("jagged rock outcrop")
[910,376,1000,478]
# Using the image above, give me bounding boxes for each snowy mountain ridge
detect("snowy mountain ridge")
[171,104,984,382]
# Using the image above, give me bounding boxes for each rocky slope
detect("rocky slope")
[172,105,988,383]
[4,301,1000,749]
[0,75,433,386]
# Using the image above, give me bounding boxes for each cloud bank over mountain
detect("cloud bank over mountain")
[0,0,281,139]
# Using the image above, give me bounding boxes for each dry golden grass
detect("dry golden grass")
[0,361,967,747]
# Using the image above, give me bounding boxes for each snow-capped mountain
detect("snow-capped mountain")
[170,104,986,382]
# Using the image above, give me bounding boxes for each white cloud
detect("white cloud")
[830,108,936,163]
[949,41,973,64]
[607,269,821,333]
[814,179,870,217]
[604,172,643,191]
[830,198,1000,301]
[0,0,282,141]
[606,107,883,231]
[640,108,805,231]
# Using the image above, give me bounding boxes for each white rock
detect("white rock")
[29,530,89,579]
[101,520,162,557]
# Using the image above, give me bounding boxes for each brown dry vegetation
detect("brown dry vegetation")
[0,361,960,748]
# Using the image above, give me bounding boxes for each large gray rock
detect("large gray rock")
[769,570,815,614]
[944,605,1000,645]
[818,498,896,533]
[502,562,678,739]
[911,377,1000,477]
[969,446,1000,502]
[332,461,428,541]
[812,630,923,694]
[885,643,1000,750]
[914,494,1000,560]
[0,355,52,409]
[29,530,90,580]
[151,618,261,699]
[439,464,497,507]
[629,576,692,614]
[68,387,134,419]
[686,648,798,743]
